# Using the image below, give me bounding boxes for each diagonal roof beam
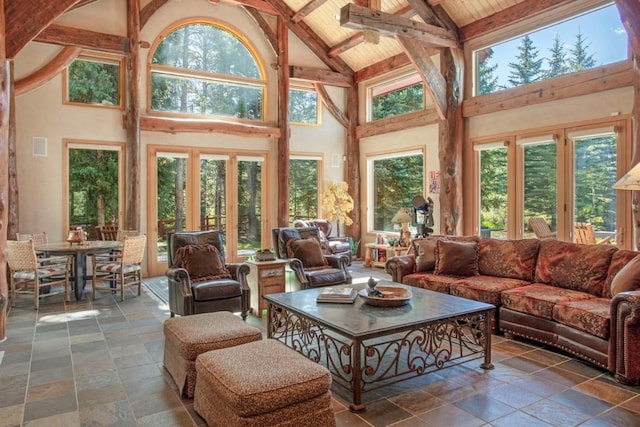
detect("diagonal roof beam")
[290,66,353,87]
[340,3,458,49]
[328,29,379,58]
[292,0,328,23]
[615,0,640,57]
[264,0,353,76]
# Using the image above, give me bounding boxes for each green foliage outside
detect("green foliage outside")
[289,159,318,223]
[289,89,318,124]
[68,59,119,105]
[372,83,423,121]
[68,148,119,231]
[373,155,423,232]
[480,148,507,230]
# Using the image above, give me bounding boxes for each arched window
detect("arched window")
[149,20,265,121]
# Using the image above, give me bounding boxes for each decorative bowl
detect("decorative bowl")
[358,286,412,307]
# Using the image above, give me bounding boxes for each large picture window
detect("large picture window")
[474,2,627,96]
[289,87,319,125]
[65,54,123,108]
[368,74,424,121]
[289,156,321,223]
[149,21,265,120]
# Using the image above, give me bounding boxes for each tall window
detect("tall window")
[289,87,319,125]
[149,21,265,120]
[368,151,424,232]
[289,157,320,223]
[476,143,508,239]
[474,2,628,96]
[369,74,424,121]
[65,54,123,108]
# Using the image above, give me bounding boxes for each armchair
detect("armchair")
[272,227,352,289]
[165,230,250,319]
[293,219,352,264]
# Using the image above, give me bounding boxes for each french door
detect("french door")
[147,146,268,276]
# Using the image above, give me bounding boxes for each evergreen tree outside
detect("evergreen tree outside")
[289,159,318,223]
[546,33,569,78]
[479,148,507,232]
[523,142,558,232]
[372,83,423,121]
[477,49,500,95]
[569,29,597,72]
[289,89,318,124]
[507,35,545,87]
[68,59,120,106]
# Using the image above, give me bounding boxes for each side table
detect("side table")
[246,259,288,318]
[364,243,409,268]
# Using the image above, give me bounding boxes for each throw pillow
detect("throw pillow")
[173,244,231,283]
[434,240,479,277]
[611,255,640,296]
[413,237,439,272]
[286,238,327,268]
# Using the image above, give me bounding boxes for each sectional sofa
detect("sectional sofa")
[385,236,640,385]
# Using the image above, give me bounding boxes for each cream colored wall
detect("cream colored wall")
[12,0,349,263]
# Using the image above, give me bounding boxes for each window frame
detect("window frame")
[63,52,125,109]
[289,85,321,126]
[365,71,425,123]
[147,18,267,123]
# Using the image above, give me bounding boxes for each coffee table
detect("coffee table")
[264,281,495,412]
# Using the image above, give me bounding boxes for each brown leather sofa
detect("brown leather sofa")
[272,226,351,289]
[386,236,640,385]
[165,230,251,319]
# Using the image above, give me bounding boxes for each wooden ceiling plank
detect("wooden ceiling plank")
[313,83,348,127]
[354,52,411,83]
[340,3,458,49]
[459,0,576,42]
[15,46,81,96]
[292,0,328,24]
[244,6,278,55]
[397,35,446,120]
[615,0,640,57]
[264,0,353,77]
[140,0,169,29]
[5,0,82,58]
[35,24,128,54]
[290,65,354,87]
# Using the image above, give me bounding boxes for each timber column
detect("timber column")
[0,0,9,341]
[125,0,141,231]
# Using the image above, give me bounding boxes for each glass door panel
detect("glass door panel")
[156,153,188,265]
[522,141,557,238]
[237,157,263,259]
[573,133,617,243]
[479,147,507,239]
[200,156,227,233]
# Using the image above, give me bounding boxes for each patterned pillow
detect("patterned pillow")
[286,238,328,268]
[611,255,640,296]
[173,244,231,283]
[435,240,478,277]
[412,237,440,272]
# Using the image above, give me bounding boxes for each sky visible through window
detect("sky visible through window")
[483,3,627,89]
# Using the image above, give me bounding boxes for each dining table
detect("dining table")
[35,240,121,301]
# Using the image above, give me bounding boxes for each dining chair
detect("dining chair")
[116,229,139,241]
[527,217,557,240]
[6,240,72,309]
[91,234,146,301]
[96,223,119,241]
[17,232,48,245]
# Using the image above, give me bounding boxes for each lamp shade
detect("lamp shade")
[614,163,640,190]
[391,208,412,224]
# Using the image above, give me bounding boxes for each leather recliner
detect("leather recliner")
[293,219,353,265]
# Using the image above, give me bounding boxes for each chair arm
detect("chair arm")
[610,291,640,385]
[324,254,352,284]
[385,255,416,283]
[540,231,557,240]
[226,262,250,285]
[165,267,194,316]
[282,258,307,288]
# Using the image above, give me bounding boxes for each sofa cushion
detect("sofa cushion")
[501,284,596,320]
[610,255,640,296]
[604,250,640,297]
[173,244,231,283]
[286,238,327,268]
[552,298,610,339]
[434,240,478,277]
[478,238,539,281]
[402,272,459,294]
[412,237,439,272]
[534,240,617,296]
[450,276,531,306]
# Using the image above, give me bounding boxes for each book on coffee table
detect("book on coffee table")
[316,287,358,304]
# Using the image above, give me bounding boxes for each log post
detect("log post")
[0,0,9,341]
[8,61,16,240]
[276,16,289,227]
[125,0,141,230]
[344,84,360,251]
[438,48,464,235]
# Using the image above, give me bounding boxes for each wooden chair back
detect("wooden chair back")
[528,217,557,240]
[96,224,119,241]
[17,232,48,245]
[574,222,612,245]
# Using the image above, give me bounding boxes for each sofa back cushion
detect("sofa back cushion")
[478,238,540,281]
[412,237,440,272]
[534,240,617,296]
[603,249,640,298]
[434,240,478,277]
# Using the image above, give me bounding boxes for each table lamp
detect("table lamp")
[391,208,413,246]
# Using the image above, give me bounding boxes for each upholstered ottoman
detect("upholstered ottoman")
[163,312,262,398]
[194,339,335,427]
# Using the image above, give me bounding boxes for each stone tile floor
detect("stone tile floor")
[1,262,640,426]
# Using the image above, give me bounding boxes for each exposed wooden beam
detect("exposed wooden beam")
[243,6,277,55]
[328,29,379,58]
[292,0,327,23]
[229,0,277,15]
[615,0,640,58]
[289,65,353,87]
[69,0,100,11]
[5,0,82,58]
[462,61,634,117]
[398,36,446,120]
[356,108,439,138]
[0,0,8,341]
[15,46,81,96]
[125,0,141,231]
[340,3,458,49]
[354,52,411,83]
[313,83,348,127]
[345,84,360,246]
[264,0,353,76]
[140,116,281,138]
[140,0,169,29]
[459,0,575,42]
[277,16,290,227]
[35,24,128,54]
